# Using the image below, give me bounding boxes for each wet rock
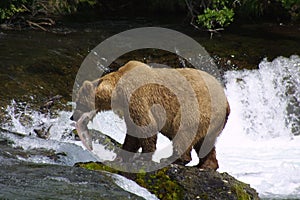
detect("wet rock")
[39,95,63,111]
[34,124,52,139]
[0,161,144,200]
[165,164,259,200]
[0,137,143,200]
[77,162,260,200]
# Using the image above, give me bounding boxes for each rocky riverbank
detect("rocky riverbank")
[76,161,259,200]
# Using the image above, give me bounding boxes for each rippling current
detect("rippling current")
[1,56,299,199]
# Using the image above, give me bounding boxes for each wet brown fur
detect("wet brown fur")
[73,61,230,170]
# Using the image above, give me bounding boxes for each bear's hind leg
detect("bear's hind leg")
[194,144,219,170]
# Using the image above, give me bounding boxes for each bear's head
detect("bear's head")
[71,80,97,121]
[71,61,148,121]
[71,75,118,121]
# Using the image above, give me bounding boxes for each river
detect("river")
[0,18,299,199]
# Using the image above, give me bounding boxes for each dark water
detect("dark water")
[1,20,299,107]
[0,18,300,199]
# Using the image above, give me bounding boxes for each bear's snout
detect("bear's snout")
[70,110,83,122]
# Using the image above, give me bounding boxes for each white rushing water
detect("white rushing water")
[1,55,299,199]
[217,55,300,199]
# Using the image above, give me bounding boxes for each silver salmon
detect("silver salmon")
[75,110,97,151]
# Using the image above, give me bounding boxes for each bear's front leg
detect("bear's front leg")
[118,134,141,162]
[173,147,192,166]
[139,134,157,161]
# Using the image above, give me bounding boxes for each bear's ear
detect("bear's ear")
[91,78,101,87]
[82,81,96,96]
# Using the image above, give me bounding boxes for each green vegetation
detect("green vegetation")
[231,182,251,200]
[197,0,234,30]
[195,0,300,32]
[135,168,183,200]
[0,0,26,20]
[1,0,300,31]
[279,0,300,20]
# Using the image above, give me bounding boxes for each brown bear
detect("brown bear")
[71,60,230,170]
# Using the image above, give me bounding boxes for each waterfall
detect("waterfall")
[217,55,300,198]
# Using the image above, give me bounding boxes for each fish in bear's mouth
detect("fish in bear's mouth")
[74,110,97,151]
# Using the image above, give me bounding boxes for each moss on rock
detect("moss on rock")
[231,183,251,200]
[135,167,183,200]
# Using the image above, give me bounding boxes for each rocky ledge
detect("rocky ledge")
[76,161,260,200]
[74,129,259,200]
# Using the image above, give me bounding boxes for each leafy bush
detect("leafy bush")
[196,0,300,31]
[197,0,234,30]
[279,0,300,20]
[197,6,234,29]
[0,0,27,20]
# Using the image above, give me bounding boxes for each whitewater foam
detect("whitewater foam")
[217,55,300,198]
